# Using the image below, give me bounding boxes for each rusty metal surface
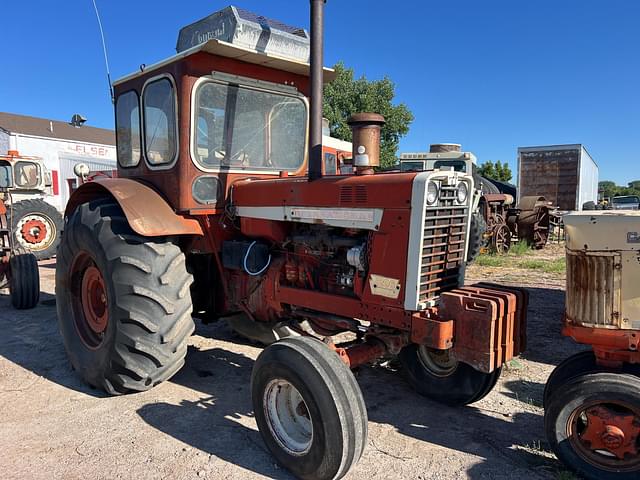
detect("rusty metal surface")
[518,149,580,210]
[477,282,529,354]
[566,251,621,328]
[410,314,454,350]
[461,287,515,360]
[348,113,385,170]
[65,179,203,237]
[562,324,640,366]
[439,284,526,373]
[516,196,550,248]
[439,291,500,373]
[429,144,461,153]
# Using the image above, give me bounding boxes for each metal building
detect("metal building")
[0,112,116,210]
[517,144,598,211]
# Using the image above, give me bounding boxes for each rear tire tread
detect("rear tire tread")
[56,198,194,394]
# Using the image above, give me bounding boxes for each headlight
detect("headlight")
[456,182,469,204]
[426,181,439,205]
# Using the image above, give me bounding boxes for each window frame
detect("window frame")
[13,160,41,189]
[115,89,142,169]
[189,75,309,175]
[141,74,179,171]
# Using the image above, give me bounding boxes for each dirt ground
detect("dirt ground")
[0,245,583,480]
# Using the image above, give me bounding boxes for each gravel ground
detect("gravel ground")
[0,247,582,480]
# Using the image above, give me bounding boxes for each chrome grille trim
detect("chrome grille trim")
[404,172,473,311]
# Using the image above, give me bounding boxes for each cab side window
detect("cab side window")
[115,91,141,167]
[143,78,177,166]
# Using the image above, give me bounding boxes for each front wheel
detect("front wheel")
[251,337,367,480]
[9,251,40,309]
[399,344,501,406]
[56,199,195,394]
[545,372,640,480]
[543,350,599,408]
[9,199,63,259]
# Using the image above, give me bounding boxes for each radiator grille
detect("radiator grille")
[419,184,467,303]
[566,251,621,328]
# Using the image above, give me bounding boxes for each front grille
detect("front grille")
[419,184,467,303]
[566,251,621,328]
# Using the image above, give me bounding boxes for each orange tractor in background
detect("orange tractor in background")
[544,212,640,480]
[56,3,528,478]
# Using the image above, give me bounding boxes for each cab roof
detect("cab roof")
[113,37,336,87]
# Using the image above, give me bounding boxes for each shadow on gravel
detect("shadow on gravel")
[0,290,105,397]
[502,286,586,367]
[137,341,294,480]
[360,365,559,479]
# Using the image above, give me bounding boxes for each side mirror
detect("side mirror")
[0,165,13,189]
[73,163,90,179]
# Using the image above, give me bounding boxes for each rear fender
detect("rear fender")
[65,178,203,237]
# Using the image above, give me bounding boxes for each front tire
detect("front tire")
[9,251,40,309]
[543,350,600,408]
[399,344,501,406]
[545,372,640,480]
[251,337,367,480]
[56,199,195,394]
[9,198,63,259]
[467,212,487,264]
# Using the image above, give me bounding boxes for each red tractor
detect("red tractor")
[57,3,527,478]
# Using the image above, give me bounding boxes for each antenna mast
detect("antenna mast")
[91,0,114,103]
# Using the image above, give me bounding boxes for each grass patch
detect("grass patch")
[474,255,509,267]
[474,250,566,274]
[519,258,566,274]
[508,241,534,257]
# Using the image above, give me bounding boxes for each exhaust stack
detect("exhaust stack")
[308,0,325,181]
[348,113,385,175]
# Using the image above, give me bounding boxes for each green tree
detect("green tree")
[478,160,512,182]
[323,62,414,168]
[599,180,616,198]
[628,180,640,191]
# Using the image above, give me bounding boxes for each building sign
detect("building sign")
[66,143,115,158]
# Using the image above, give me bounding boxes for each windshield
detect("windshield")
[433,160,467,172]
[193,81,307,172]
[614,196,640,204]
[14,161,40,188]
[400,161,425,172]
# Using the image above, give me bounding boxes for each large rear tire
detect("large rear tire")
[251,337,367,480]
[545,372,640,480]
[467,212,487,264]
[399,344,501,406]
[56,199,195,394]
[9,198,63,260]
[9,251,40,309]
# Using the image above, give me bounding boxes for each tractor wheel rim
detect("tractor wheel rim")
[263,379,313,456]
[71,252,108,349]
[567,400,640,472]
[493,225,511,254]
[15,214,55,251]
[417,346,458,377]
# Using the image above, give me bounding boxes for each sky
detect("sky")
[1,1,638,184]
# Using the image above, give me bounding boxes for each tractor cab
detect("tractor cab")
[111,5,336,214]
[0,151,50,194]
[399,144,477,173]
